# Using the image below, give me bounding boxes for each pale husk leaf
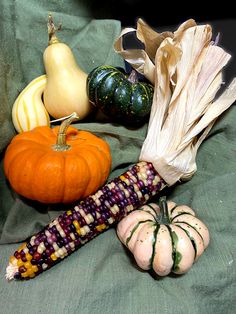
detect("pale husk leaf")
[114,18,176,84]
[115,20,236,186]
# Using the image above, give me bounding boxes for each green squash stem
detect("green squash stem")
[159,196,171,224]
[127,69,139,84]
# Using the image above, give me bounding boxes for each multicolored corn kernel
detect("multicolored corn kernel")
[6,161,166,280]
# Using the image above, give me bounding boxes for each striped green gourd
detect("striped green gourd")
[117,198,210,276]
[87,65,154,126]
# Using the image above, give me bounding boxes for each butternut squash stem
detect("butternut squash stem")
[52,112,79,151]
[159,196,170,224]
[47,13,61,45]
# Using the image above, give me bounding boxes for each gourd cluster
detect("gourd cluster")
[4,15,211,281]
[12,15,154,134]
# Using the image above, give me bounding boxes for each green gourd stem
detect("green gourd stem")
[47,13,61,45]
[52,112,79,151]
[127,69,139,84]
[159,196,170,224]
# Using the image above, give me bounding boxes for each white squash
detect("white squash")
[117,198,210,276]
[12,75,50,133]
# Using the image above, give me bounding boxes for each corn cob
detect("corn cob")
[6,161,166,280]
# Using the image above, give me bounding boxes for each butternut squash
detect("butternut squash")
[43,14,92,119]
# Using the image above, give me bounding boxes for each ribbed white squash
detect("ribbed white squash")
[12,75,50,133]
[117,200,210,276]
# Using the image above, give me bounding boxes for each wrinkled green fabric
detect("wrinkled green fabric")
[0,1,236,313]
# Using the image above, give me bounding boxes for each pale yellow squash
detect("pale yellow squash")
[43,15,92,119]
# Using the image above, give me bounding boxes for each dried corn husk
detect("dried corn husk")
[115,19,236,186]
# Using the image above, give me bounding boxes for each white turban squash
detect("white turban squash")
[117,197,210,276]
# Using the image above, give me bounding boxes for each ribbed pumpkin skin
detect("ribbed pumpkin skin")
[87,65,154,125]
[4,126,112,204]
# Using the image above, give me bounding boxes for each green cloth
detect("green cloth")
[0,1,236,313]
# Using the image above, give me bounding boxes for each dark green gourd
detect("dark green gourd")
[87,65,154,126]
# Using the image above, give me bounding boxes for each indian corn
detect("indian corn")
[6,161,166,280]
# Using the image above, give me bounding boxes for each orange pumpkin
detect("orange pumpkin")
[4,113,112,204]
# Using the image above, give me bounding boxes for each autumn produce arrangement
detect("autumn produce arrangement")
[4,16,236,281]
[11,15,93,133]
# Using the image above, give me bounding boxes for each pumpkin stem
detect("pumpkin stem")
[127,69,139,84]
[52,112,79,151]
[47,13,61,45]
[159,196,170,224]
